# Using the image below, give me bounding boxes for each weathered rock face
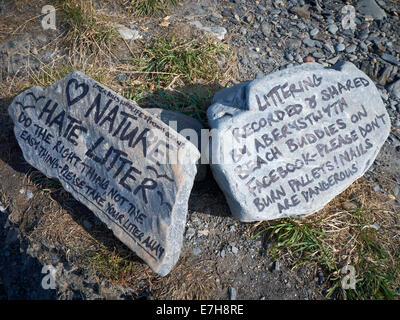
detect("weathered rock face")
[207,62,390,222]
[145,108,207,181]
[388,79,400,100]
[357,0,387,21]
[8,71,200,276]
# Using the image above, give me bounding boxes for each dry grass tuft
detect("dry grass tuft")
[122,0,180,17]
[87,242,156,293]
[23,169,96,255]
[86,240,217,299]
[253,177,400,299]
[154,257,217,299]
[29,58,115,89]
[58,0,117,56]
[120,35,232,102]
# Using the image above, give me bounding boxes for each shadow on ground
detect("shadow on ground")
[0,205,57,299]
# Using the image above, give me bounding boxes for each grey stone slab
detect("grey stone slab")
[388,79,400,99]
[145,108,207,181]
[117,25,142,40]
[328,24,338,35]
[8,71,200,276]
[357,0,387,21]
[188,21,227,40]
[381,53,400,66]
[336,43,346,52]
[207,62,390,222]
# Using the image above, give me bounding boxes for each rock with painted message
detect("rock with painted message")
[8,71,200,276]
[146,108,207,181]
[207,62,390,222]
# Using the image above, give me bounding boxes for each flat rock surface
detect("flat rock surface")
[357,0,387,20]
[7,71,200,276]
[146,108,207,181]
[208,62,390,221]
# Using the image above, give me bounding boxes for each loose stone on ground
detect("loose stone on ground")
[207,62,390,222]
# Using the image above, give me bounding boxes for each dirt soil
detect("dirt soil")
[0,0,400,300]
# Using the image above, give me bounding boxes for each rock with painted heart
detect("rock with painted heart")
[207,62,391,222]
[8,71,200,276]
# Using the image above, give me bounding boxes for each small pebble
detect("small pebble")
[346,44,357,54]
[317,271,324,285]
[261,23,271,36]
[231,245,238,255]
[285,53,294,61]
[83,220,93,230]
[0,201,6,213]
[185,227,195,240]
[117,26,142,40]
[303,37,315,48]
[229,287,237,300]
[303,56,315,63]
[328,24,338,35]
[336,43,346,52]
[326,56,340,65]
[310,28,319,37]
[371,222,381,231]
[193,247,202,256]
[373,185,383,193]
[324,42,336,54]
[312,52,325,59]
[273,261,280,271]
[393,186,399,197]
[115,73,128,82]
[342,201,357,211]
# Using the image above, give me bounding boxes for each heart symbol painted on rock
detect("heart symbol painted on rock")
[66,78,89,106]
[15,92,45,110]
